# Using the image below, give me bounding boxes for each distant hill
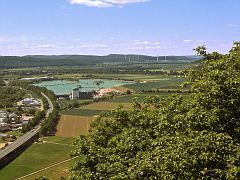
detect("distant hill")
[0,54,201,69]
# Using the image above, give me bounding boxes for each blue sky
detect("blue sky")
[0,0,239,56]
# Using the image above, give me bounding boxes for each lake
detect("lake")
[35,79,133,95]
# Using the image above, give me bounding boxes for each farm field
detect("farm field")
[0,136,76,180]
[58,102,134,137]
[124,77,186,91]
[22,158,79,180]
[58,88,190,137]
[58,99,92,109]
[61,109,105,116]
[50,73,179,82]
[91,73,169,81]
[81,102,133,111]
[56,115,96,137]
[108,93,171,103]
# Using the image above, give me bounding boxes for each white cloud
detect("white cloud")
[77,43,108,48]
[227,23,239,27]
[70,0,113,7]
[133,40,149,45]
[38,44,56,48]
[183,40,191,43]
[69,0,150,7]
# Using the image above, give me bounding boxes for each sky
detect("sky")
[0,0,239,56]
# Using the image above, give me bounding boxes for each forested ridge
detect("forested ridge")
[69,43,240,179]
[0,55,199,69]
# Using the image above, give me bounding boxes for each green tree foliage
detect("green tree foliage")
[40,110,59,136]
[70,43,240,179]
[22,110,45,133]
[0,78,5,86]
[0,86,26,108]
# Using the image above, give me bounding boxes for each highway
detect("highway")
[0,92,53,161]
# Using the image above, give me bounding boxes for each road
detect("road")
[0,92,54,161]
[41,92,54,117]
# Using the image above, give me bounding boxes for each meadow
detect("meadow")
[22,158,79,180]
[0,136,76,180]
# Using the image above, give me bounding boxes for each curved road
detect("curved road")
[0,92,54,160]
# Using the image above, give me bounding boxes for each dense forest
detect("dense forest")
[0,55,200,69]
[69,43,240,179]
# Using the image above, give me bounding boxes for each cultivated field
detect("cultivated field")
[108,93,171,103]
[56,115,96,137]
[61,109,105,116]
[80,102,133,111]
[124,77,186,91]
[0,136,76,180]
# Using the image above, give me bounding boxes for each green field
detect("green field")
[0,136,76,180]
[58,99,92,109]
[60,92,188,116]
[124,77,186,91]
[61,109,107,116]
[41,136,76,145]
[23,158,79,180]
[107,93,170,103]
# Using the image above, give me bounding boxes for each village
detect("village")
[0,98,42,150]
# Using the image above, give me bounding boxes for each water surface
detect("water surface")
[35,79,133,95]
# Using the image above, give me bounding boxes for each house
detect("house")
[0,118,8,123]
[0,133,10,138]
[9,113,18,122]
[0,123,11,132]
[93,94,103,100]
[0,110,9,123]
[10,123,22,129]
[21,98,40,106]
[20,114,33,123]
[98,88,118,96]
[22,98,34,104]
[0,110,8,118]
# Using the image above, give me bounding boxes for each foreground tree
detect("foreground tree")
[70,43,240,179]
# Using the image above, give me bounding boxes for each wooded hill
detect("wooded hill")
[0,54,200,69]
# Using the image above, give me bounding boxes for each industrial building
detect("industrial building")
[70,88,95,100]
